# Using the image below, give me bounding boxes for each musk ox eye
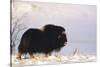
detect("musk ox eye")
[58,35,61,39]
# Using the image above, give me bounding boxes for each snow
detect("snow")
[11,53,96,67]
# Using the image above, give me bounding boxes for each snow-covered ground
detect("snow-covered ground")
[11,51,96,67]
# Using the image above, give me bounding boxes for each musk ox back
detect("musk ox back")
[17,24,67,60]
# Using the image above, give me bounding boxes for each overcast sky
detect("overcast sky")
[12,1,97,55]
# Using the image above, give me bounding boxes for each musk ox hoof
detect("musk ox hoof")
[16,52,22,60]
[16,56,21,60]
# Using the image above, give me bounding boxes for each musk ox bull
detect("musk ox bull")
[16,24,67,60]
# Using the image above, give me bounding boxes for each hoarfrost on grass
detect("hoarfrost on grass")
[12,53,96,67]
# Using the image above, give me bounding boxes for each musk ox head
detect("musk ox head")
[17,24,67,60]
[43,24,67,51]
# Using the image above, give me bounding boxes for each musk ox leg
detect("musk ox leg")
[45,53,51,57]
[16,52,22,60]
[29,53,34,59]
[48,53,52,56]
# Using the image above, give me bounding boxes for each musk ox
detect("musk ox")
[16,24,67,60]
